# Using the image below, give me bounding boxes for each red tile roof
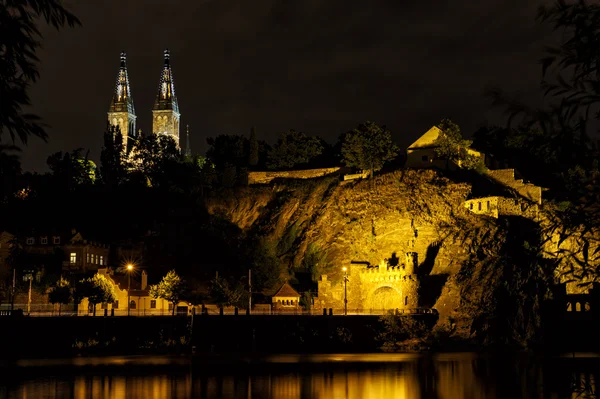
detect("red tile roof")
[273,283,300,298]
[110,274,142,291]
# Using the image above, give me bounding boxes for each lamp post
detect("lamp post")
[127,264,133,316]
[342,266,348,316]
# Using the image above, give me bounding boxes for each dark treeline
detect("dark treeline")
[0,118,402,306]
[3,0,600,349]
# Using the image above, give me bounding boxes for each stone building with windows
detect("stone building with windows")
[20,228,109,275]
[405,126,485,170]
[78,268,187,316]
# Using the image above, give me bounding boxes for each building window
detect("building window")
[86,253,90,264]
[114,300,119,309]
[70,252,77,264]
[478,202,482,211]
[150,300,156,309]
[129,300,136,309]
[41,237,48,244]
[421,155,428,162]
[99,255,104,266]
[469,203,473,210]
[91,254,95,264]
[405,296,408,306]
[487,201,490,210]
[53,236,60,244]
[26,237,34,245]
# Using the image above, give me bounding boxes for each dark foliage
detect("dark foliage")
[0,0,80,144]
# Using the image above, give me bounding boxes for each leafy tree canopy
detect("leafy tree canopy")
[206,134,249,170]
[0,0,80,144]
[130,134,180,186]
[149,270,185,315]
[48,277,71,307]
[209,275,246,309]
[75,273,116,316]
[248,127,259,167]
[341,121,398,178]
[267,130,324,170]
[100,124,128,187]
[434,119,485,172]
[47,148,96,188]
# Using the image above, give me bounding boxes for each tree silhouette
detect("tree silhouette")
[0,0,80,144]
[341,121,398,179]
[149,270,185,315]
[48,277,71,315]
[248,127,259,167]
[267,130,324,170]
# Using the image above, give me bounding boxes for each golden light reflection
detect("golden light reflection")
[7,354,594,399]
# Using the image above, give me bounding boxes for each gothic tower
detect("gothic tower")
[152,49,181,148]
[107,51,137,150]
[184,125,192,157]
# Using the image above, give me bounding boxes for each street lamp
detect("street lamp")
[127,264,134,316]
[342,266,348,316]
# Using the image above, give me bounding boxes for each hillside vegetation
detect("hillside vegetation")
[207,169,556,347]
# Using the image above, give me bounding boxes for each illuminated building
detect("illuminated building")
[107,52,137,152]
[107,49,182,151]
[152,49,181,149]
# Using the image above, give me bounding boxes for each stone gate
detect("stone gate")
[316,252,420,313]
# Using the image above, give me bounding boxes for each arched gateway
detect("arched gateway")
[316,252,420,313]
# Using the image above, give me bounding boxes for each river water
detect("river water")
[0,353,598,398]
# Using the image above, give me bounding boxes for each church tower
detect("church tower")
[184,125,192,157]
[107,51,137,150]
[152,49,181,148]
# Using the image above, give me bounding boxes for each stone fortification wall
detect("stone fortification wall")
[343,171,369,181]
[316,253,420,313]
[465,197,500,218]
[248,167,342,184]
[496,197,539,218]
[487,169,542,204]
[464,196,539,219]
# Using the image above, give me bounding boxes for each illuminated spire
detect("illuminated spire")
[185,125,191,157]
[153,48,179,113]
[152,48,181,148]
[109,51,135,115]
[108,51,137,151]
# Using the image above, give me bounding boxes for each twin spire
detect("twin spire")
[153,49,179,113]
[108,49,184,152]
[109,51,135,115]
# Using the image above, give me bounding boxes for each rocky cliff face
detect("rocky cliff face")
[207,168,595,346]
[207,170,502,321]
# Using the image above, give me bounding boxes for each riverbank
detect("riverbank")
[0,312,596,359]
[0,314,396,359]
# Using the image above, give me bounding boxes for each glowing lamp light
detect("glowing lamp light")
[127,264,133,271]
[342,266,347,272]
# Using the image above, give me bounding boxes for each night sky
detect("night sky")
[24,0,551,172]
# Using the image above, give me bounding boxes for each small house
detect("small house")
[272,283,300,310]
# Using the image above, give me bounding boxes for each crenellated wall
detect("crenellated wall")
[315,252,420,313]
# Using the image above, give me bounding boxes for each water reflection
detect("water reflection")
[1,353,599,399]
